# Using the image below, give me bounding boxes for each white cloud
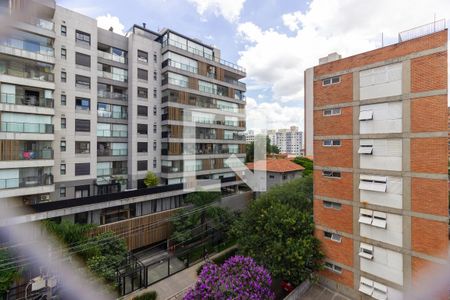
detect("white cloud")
[187,0,246,23]
[96,14,126,35]
[238,0,450,104]
[246,97,304,131]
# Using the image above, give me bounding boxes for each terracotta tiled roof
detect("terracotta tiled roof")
[246,159,304,173]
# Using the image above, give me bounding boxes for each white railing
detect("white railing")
[398,19,446,42]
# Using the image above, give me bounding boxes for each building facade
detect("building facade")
[270,126,303,155]
[0,0,246,246]
[305,23,448,299]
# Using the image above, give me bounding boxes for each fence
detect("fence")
[398,19,446,42]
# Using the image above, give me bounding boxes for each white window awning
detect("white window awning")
[372,282,388,300]
[359,175,387,192]
[359,251,374,260]
[359,277,374,295]
[359,110,374,121]
[358,146,373,154]
[372,211,387,228]
[359,209,373,225]
[359,243,374,259]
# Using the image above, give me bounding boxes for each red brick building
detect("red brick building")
[305,22,448,299]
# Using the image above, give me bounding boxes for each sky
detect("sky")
[58,0,450,133]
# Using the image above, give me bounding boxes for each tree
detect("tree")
[171,192,234,244]
[0,249,20,296]
[246,136,280,163]
[184,255,274,299]
[293,156,313,176]
[231,177,322,286]
[144,171,159,187]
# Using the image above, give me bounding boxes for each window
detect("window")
[359,277,374,296]
[61,25,67,36]
[358,144,373,155]
[61,48,67,59]
[61,71,67,83]
[359,175,387,192]
[324,231,342,243]
[358,209,387,229]
[137,105,148,117]
[74,212,88,224]
[153,88,157,98]
[137,124,148,135]
[359,277,388,298]
[75,75,90,89]
[359,243,374,260]
[153,123,157,133]
[61,117,66,129]
[323,108,341,116]
[137,142,148,153]
[75,163,90,176]
[153,140,157,151]
[60,140,66,152]
[322,170,341,178]
[60,187,66,197]
[61,94,66,106]
[138,87,148,98]
[75,119,90,132]
[153,71,157,81]
[153,105,157,116]
[323,201,341,210]
[322,76,340,86]
[75,185,90,198]
[138,68,148,80]
[60,164,66,175]
[269,175,275,179]
[153,53,157,63]
[75,52,91,67]
[153,158,157,168]
[137,160,148,171]
[137,50,148,63]
[324,262,342,274]
[75,98,90,110]
[75,141,90,154]
[323,139,341,147]
[359,110,373,121]
[75,30,91,45]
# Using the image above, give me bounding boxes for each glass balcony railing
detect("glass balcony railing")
[34,18,54,31]
[97,110,127,119]
[97,168,128,176]
[0,62,54,82]
[97,130,128,138]
[224,78,246,89]
[97,90,128,101]
[97,70,128,82]
[162,77,189,88]
[162,38,246,73]
[0,38,54,57]
[0,121,54,134]
[98,50,127,64]
[0,93,54,108]
[97,149,128,157]
[0,149,53,161]
[163,59,198,74]
[0,174,53,190]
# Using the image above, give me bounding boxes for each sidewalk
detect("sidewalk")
[124,246,237,300]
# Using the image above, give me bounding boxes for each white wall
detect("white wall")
[360,211,403,247]
[304,67,314,157]
[359,63,402,100]
[360,243,403,285]
[360,101,402,134]
[360,175,403,209]
[360,139,402,171]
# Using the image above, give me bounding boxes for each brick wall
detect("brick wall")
[411,178,448,216]
[314,170,353,200]
[314,107,353,136]
[319,268,354,288]
[314,200,353,234]
[313,73,353,107]
[411,96,448,133]
[411,52,448,93]
[314,139,353,168]
[316,229,354,267]
[411,137,447,174]
[411,217,448,258]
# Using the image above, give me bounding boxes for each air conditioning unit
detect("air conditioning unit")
[40,194,50,202]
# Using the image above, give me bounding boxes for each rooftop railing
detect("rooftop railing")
[398,19,446,42]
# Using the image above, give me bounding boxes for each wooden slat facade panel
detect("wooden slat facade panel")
[92,209,179,251]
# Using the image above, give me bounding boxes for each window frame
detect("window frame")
[75,30,91,45]
[61,25,67,36]
[322,76,341,86]
[322,139,341,147]
[323,108,341,116]
[322,170,341,178]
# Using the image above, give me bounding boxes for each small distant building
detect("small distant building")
[247,158,304,189]
[245,130,255,144]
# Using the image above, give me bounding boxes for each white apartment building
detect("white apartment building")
[271,126,303,155]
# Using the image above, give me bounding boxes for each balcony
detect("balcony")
[0,37,54,58]
[97,90,128,101]
[97,149,128,157]
[97,70,128,82]
[0,149,53,161]
[0,55,54,82]
[97,129,128,138]
[97,167,128,176]
[98,50,127,64]
[0,173,53,190]
[224,77,246,89]
[1,93,53,108]
[162,38,246,74]
[30,18,54,31]
[162,59,198,74]
[0,121,54,134]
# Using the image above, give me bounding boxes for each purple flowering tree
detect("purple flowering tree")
[184,255,275,300]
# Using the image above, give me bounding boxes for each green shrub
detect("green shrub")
[133,291,157,300]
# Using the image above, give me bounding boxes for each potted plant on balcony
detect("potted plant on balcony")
[144,171,159,187]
